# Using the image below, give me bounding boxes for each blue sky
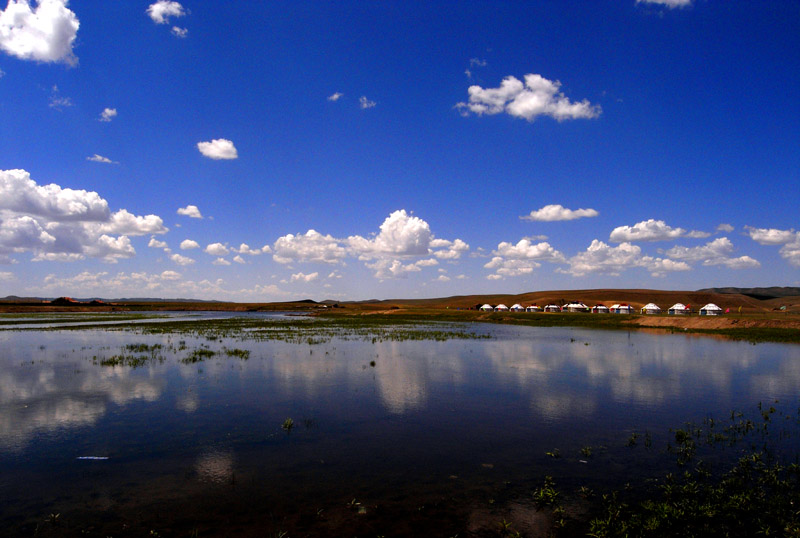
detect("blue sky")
[1,0,798,301]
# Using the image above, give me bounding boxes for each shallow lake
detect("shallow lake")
[1,316,798,536]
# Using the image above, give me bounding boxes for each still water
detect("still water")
[1,319,798,536]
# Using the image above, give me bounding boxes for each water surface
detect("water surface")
[1,318,798,536]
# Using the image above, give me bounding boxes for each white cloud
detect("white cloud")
[171,26,187,38]
[204,242,229,256]
[161,270,181,280]
[484,239,566,278]
[147,1,185,24]
[662,237,760,269]
[273,230,347,264]
[469,58,487,67]
[431,238,469,260]
[779,236,800,267]
[99,107,117,122]
[348,210,433,258]
[212,257,230,266]
[520,204,599,222]
[0,271,14,280]
[98,209,167,236]
[327,92,343,102]
[745,226,797,246]
[609,219,709,242]
[235,243,269,256]
[86,154,117,164]
[495,239,566,263]
[197,138,238,160]
[359,96,376,109]
[290,271,319,283]
[716,223,734,233]
[0,0,79,65]
[744,227,800,267]
[436,275,450,282]
[366,259,437,280]
[564,240,689,277]
[180,239,199,250]
[177,205,202,219]
[456,73,601,122]
[0,169,109,221]
[637,0,693,8]
[48,85,72,109]
[233,255,245,264]
[170,253,194,266]
[148,236,168,249]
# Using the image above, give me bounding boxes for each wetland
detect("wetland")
[1,312,799,536]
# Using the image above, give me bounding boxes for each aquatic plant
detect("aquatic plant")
[282,417,294,432]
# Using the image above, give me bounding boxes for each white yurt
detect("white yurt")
[510,304,524,312]
[494,304,509,311]
[668,303,690,315]
[699,303,723,316]
[591,304,609,313]
[526,305,541,312]
[611,304,634,314]
[641,303,662,315]
[479,304,494,311]
[563,302,589,313]
[543,304,561,312]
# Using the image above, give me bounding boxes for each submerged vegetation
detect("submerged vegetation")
[522,402,800,538]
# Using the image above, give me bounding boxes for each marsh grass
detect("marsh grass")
[535,402,800,537]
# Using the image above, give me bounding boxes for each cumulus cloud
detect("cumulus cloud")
[744,227,800,267]
[663,238,760,269]
[610,219,709,242]
[86,154,117,164]
[0,169,170,264]
[745,226,797,246]
[0,169,109,221]
[212,257,230,266]
[48,85,72,109]
[367,259,437,280]
[98,209,167,236]
[716,223,734,233]
[171,26,187,38]
[327,92,343,102]
[180,239,199,250]
[177,205,202,218]
[235,243,269,256]
[205,243,229,256]
[99,107,116,122]
[0,0,79,65]
[456,73,601,122]
[637,0,693,8]
[290,271,319,283]
[148,236,168,249]
[484,238,566,279]
[270,210,462,280]
[197,138,238,160]
[359,96,376,109]
[273,230,347,264]
[348,210,433,258]
[431,238,469,260]
[520,204,599,222]
[0,271,13,280]
[170,253,194,266]
[564,240,689,277]
[147,1,185,24]
[233,255,245,264]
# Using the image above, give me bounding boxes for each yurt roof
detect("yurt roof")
[701,303,722,310]
[643,303,661,309]
[669,303,687,310]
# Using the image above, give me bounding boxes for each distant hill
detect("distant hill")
[697,287,800,300]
